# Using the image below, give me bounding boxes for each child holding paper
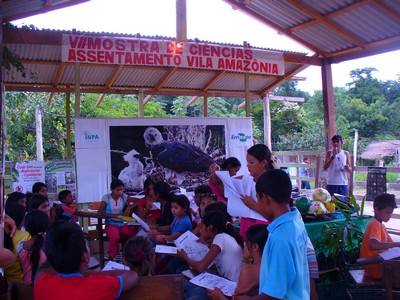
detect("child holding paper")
[360,193,400,279]
[178,210,243,282]
[207,224,268,299]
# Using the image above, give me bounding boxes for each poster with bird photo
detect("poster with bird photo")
[109,125,226,193]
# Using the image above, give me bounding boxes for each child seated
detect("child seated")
[34,221,139,300]
[208,224,268,299]
[123,236,155,276]
[4,202,29,282]
[192,193,217,236]
[360,193,400,279]
[149,194,193,243]
[17,210,49,285]
[54,190,77,222]
[191,185,213,227]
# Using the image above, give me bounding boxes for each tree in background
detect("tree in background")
[4,67,400,162]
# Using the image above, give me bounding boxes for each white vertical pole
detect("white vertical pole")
[35,105,43,161]
[263,93,271,150]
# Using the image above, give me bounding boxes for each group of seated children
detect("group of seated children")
[2,182,77,286]
[3,170,399,300]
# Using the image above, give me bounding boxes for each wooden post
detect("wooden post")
[138,90,144,117]
[263,93,271,150]
[176,0,187,41]
[321,58,336,150]
[75,63,81,118]
[66,92,71,159]
[204,96,208,117]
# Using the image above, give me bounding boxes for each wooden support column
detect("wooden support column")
[66,92,71,159]
[138,90,144,117]
[244,73,250,117]
[263,93,272,150]
[204,96,208,117]
[321,58,336,150]
[75,63,81,118]
[176,0,187,41]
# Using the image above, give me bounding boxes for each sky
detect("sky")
[12,0,400,95]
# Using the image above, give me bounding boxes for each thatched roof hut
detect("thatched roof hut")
[360,140,400,160]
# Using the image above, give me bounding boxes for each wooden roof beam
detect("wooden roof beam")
[185,96,199,108]
[329,36,400,63]
[202,71,226,91]
[369,0,400,22]
[155,67,178,90]
[47,62,65,106]
[290,1,366,31]
[143,95,153,105]
[260,64,308,95]
[47,92,55,107]
[5,84,263,98]
[288,0,365,48]
[96,94,106,107]
[222,0,328,56]
[234,95,304,109]
[96,64,123,107]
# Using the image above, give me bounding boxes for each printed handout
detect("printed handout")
[189,272,237,297]
[131,211,151,232]
[378,247,400,260]
[174,231,211,263]
[102,261,128,271]
[155,245,178,254]
[216,171,266,221]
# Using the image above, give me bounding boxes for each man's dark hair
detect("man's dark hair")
[256,169,292,204]
[32,182,47,194]
[373,193,397,210]
[45,221,87,274]
[194,184,213,195]
[58,190,72,203]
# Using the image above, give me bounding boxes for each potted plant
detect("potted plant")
[313,193,368,299]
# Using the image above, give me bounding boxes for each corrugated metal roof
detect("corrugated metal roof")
[3,27,312,98]
[223,0,400,61]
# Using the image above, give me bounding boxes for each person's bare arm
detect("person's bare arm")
[4,213,17,237]
[344,151,353,173]
[369,238,400,251]
[0,248,14,267]
[240,195,261,213]
[323,151,334,170]
[177,244,220,273]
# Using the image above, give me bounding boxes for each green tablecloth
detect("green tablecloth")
[305,216,372,255]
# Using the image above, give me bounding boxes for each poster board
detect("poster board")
[75,117,252,203]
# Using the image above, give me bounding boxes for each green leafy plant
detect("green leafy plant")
[315,193,366,260]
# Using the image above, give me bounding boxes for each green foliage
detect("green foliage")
[315,193,365,258]
[5,92,69,161]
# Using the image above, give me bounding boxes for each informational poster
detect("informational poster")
[75,117,252,203]
[109,125,225,193]
[45,160,77,202]
[11,161,45,193]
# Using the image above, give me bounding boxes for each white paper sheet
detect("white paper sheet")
[378,247,400,260]
[174,231,211,263]
[131,211,150,232]
[216,171,266,221]
[102,261,128,271]
[189,272,237,297]
[155,245,178,254]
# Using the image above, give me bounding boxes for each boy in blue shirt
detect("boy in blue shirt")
[237,169,310,300]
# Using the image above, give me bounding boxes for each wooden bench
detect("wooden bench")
[120,274,184,300]
[8,274,184,300]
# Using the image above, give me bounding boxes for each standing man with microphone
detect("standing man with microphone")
[323,134,352,196]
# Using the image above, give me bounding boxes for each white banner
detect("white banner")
[62,34,284,75]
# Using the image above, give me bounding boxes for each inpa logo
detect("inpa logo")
[83,131,100,141]
[231,133,251,142]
